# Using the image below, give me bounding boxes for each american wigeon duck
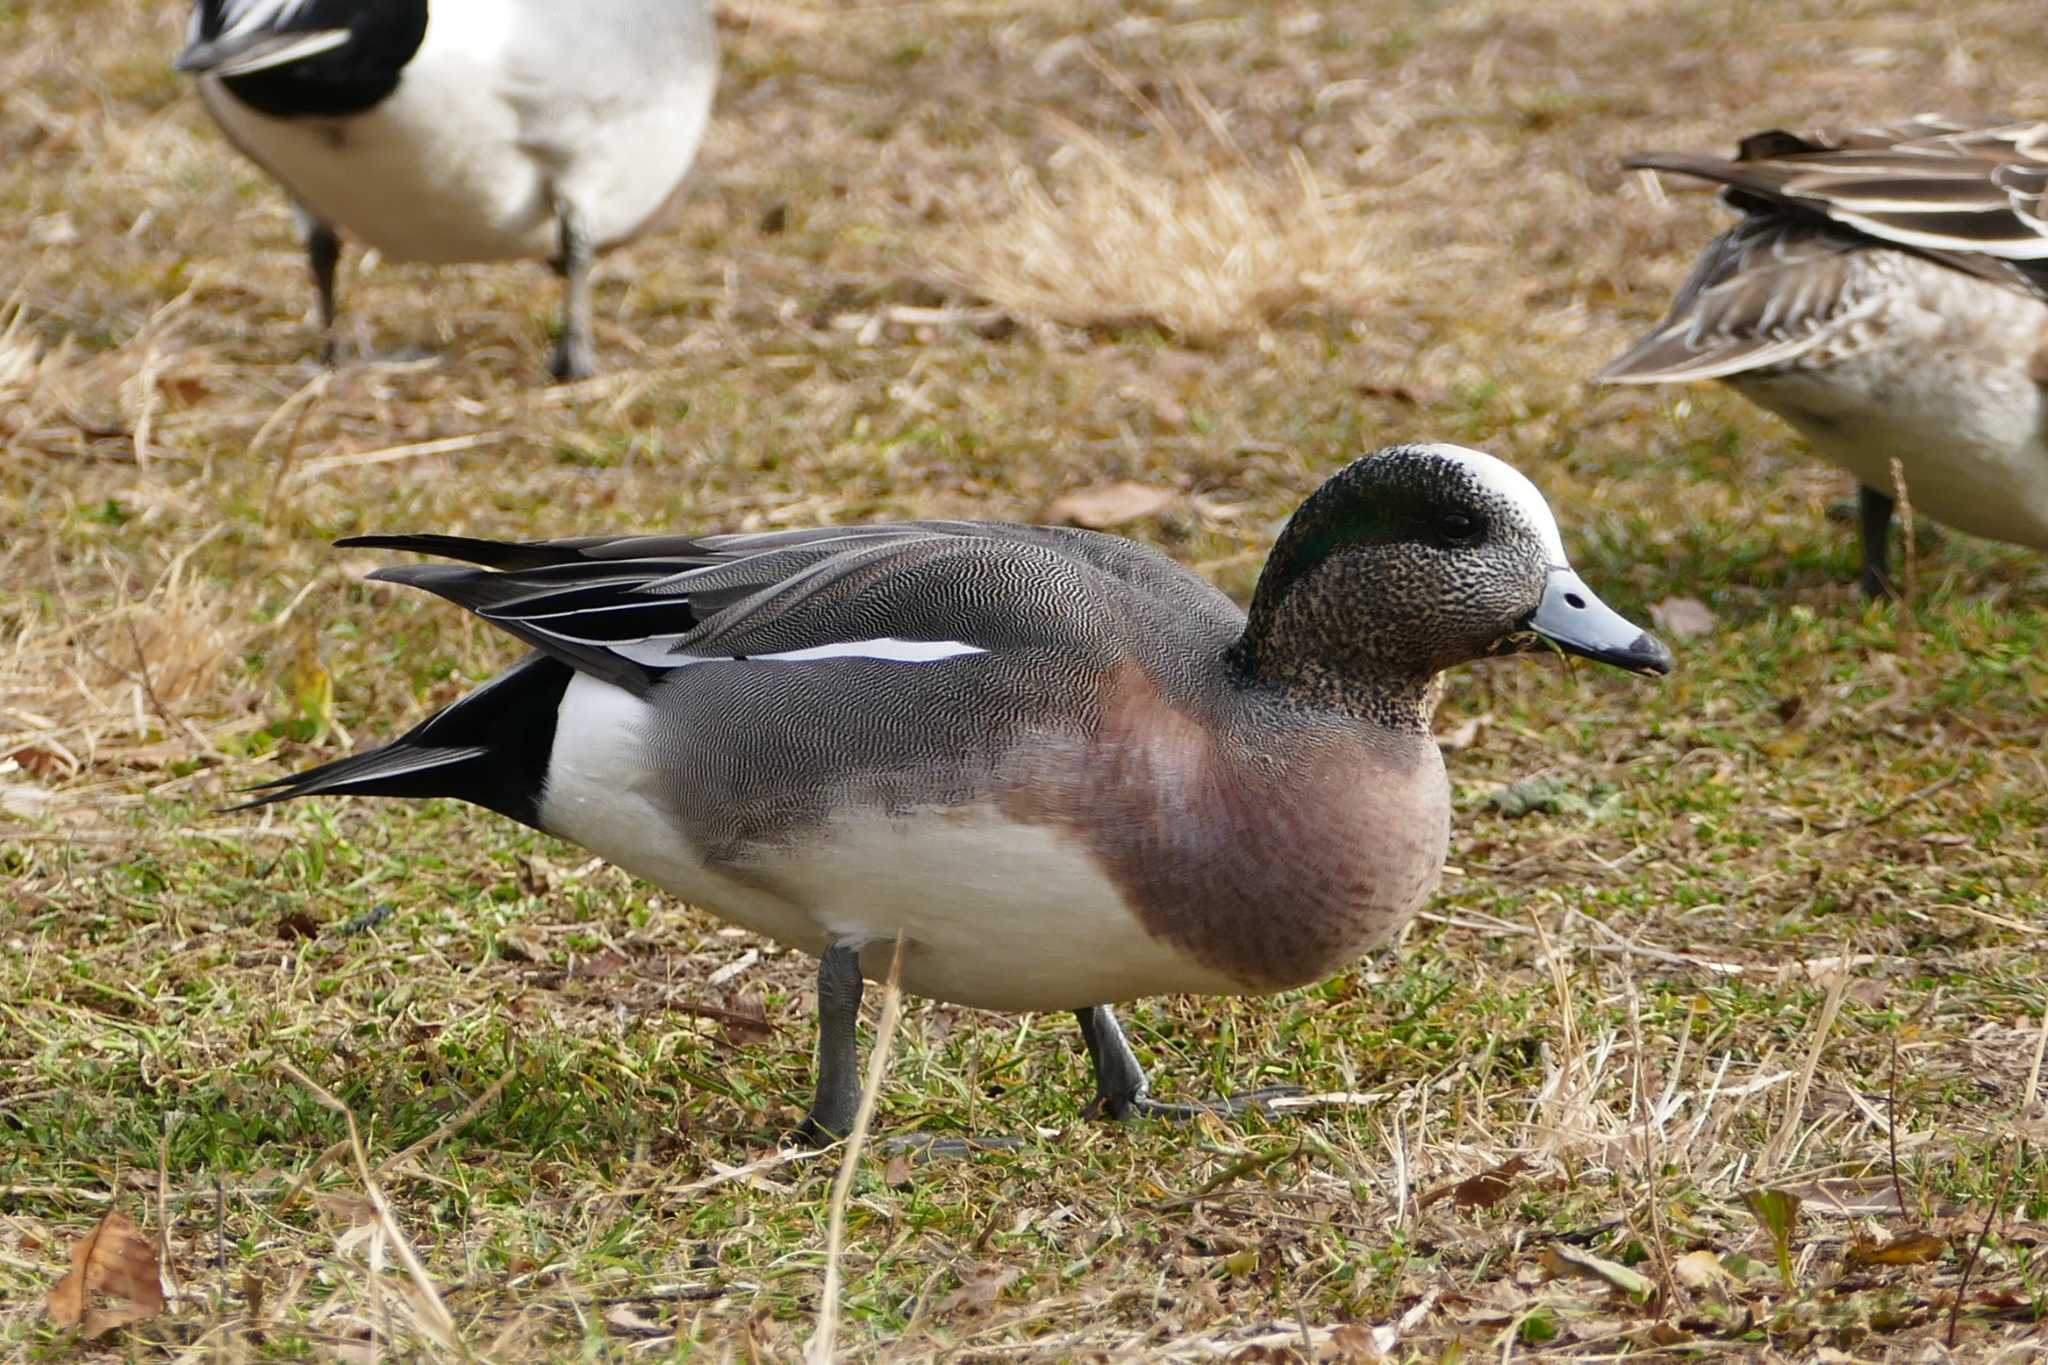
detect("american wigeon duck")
[1600,115,2048,596]
[177,0,718,380]
[246,444,1671,1140]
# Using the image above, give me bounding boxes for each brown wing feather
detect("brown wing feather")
[1623,116,2048,274]
[1601,217,1889,383]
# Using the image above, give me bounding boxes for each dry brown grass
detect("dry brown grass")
[933,84,1402,342]
[3,0,2046,1359]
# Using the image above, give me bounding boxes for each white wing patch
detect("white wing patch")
[1419,442,1571,566]
[749,638,988,665]
[582,635,989,669]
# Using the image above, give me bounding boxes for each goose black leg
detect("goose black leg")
[1076,1004,1299,1122]
[796,943,864,1146]
[307,219,342,365]
[1858,483,1897,600]
[548,197,596,382]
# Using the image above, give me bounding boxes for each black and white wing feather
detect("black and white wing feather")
[341,523,1240,698]
[178,0,352,78]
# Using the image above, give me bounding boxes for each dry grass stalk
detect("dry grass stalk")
[1890,456,1918,657]
[807,935,906,1365]
[1759,964,1850,1179]
[0,532,254,782]
[274,1060,461,1356]
[933,83,1393,343]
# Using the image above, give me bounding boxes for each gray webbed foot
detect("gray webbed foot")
[1076,1004,1300,1124]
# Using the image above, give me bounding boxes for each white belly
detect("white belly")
[538,674,1239,1012]
[1733,300,2048,552]
[199,0,714,263]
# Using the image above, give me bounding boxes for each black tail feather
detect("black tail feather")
[337,534,600,572]
[238,654,571,830]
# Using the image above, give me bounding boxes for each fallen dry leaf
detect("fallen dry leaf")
[517,853,561,896]
[882,1152,914,1188]
[1420,1155,1528,1210]
[1542,1243,1653,1300]
[1672,1248,1735,1294]
[1845,1228,1948,1269]
[718,991,773,1044]
[276,910,320,942]
[936,1264,1020,1316]
[568,948,630,980]
[1434,712,1490,753]
[604,1303,669,1337]
[1649,596,1717,641]
[1045,481,1175,529]
[46,1209,165,1339]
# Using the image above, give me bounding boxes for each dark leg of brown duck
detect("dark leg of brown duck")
[1858,484,1897,600]
[307,220,342,365]
[1076,1005,1299,1121]
[795,943,864,1145]
[548,197,596,382]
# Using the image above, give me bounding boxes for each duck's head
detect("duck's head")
[1233,443,1672,719]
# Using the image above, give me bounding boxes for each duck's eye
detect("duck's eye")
[1439,511,1481,544]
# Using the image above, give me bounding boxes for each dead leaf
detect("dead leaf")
[1542,1243,1653,1300]
[604,1303,668,1337]
[569,948,629,979]
[1672,1248,1734,1293]
[1354,380,1444,406]
[718,991,773,1044]
[1420,1155,1528,1210]
[1649,596,1717,641]
[1434,713,1491,753]
[10,744,70,778]
[882,1153,914,1189]
[277,910,320,942]
[155,373,212,406]
[496,929,546,964]
[517,853,560,896]
[1845,1228,1947,1269]
[46,1210,165,1339]
[936,1264,1020,1316]
[1045,481,1175,529]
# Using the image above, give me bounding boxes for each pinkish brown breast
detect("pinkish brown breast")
[1004,667,1451,995]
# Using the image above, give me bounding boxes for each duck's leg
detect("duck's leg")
[795,943,864,1145]
[548,197,596,382]
[1858,483,1897,600]
[306,218,342,365]
[1076,1004,1298,1121]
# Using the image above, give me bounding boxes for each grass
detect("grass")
[3,0,2047,1357]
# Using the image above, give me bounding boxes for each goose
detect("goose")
[177,0,718,380]
[1601,115,2048,596]
[244,444,1672,1141]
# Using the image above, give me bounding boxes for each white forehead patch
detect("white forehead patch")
[1415,442,1570,565]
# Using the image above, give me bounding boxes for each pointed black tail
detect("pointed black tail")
[237,653,571,831]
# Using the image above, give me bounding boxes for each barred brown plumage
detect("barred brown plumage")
[1603,115,2048,597]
